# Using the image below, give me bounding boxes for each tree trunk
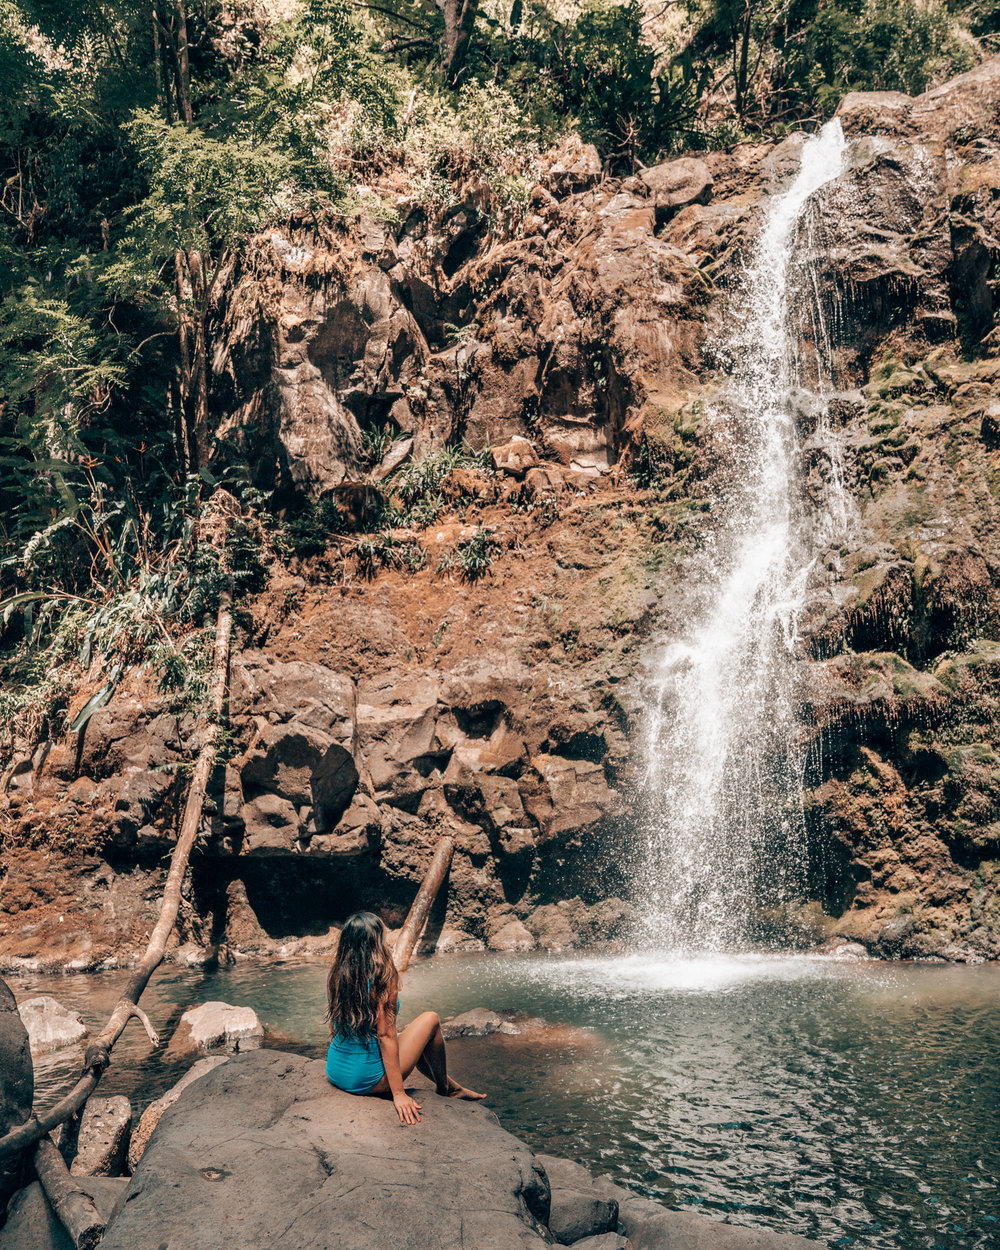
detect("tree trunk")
[188,248,211,471]
[735,0,754,118]
[442,0,479,85]
[174,249,199,472]
[174,0,194,123]
[393,837,455,973]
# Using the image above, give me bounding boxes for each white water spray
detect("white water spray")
[640,121,853,950]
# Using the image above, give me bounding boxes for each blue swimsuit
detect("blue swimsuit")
[326,996,399,1095]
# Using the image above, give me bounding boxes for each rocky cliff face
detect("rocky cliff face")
[3,60,1000,968]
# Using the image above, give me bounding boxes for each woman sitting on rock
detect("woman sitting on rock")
[326,910,486,1124]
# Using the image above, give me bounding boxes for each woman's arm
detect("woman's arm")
[376,983,422,1125]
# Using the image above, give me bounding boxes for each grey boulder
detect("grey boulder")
[538,1154,618,1244]
[0,977,33,1214]
[128,1056,230,1171]
[541,1155,825,1250]
[17,996,87,1056]
[641,157,713,211]
[100,1049,551,1250]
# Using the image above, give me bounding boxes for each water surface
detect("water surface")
[13,952,1000,1250]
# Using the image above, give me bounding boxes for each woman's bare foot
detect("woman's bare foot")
[445,1077,486,1100]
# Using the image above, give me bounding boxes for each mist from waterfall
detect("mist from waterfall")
[639,120,853,951]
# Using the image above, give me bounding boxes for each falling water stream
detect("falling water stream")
[641,121,853,949]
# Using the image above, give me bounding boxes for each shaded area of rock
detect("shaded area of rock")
[0,1177,128,1250]
[128,1056,230,1171]
[538,1154,618,1245]
[100,1050,550,1250]
[0,978,33,1217]
[165,1002,263,1057]
[17,997,87,1057]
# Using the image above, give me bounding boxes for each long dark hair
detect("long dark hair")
[326,912,397,1040]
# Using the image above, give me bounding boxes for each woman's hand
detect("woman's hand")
[393,1092,423,1125]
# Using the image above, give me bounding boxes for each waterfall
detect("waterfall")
[640,120,852,951]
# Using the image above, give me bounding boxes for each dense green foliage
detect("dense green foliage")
[0,0,995,742]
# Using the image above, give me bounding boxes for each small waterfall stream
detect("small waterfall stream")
[640,121,853,950]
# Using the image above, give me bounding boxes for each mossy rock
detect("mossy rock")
[933,639,1000,689]
[853,651,945,704]
[942,743,1000,774]
[877,369,920,399]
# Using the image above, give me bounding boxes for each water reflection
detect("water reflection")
[10,952,1000,1249]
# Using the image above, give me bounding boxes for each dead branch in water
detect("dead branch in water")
[393,836,455,973]
[0,587,233,1169]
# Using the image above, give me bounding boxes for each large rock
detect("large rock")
[17,996,87,1056]
[520,755,619,841]
[165,1002,264,1058]
[641,157,713,211]
[487,918,536,952]
[544,136,603,194]
[232,653,357,742]
[128,1056,230,1171]
[100,1050,551,1250]
[837,54,1000,142]
[0,1178,128,1250]
[0,978,33,1215]
[538,1154,618,1244]
[240,726,359,836]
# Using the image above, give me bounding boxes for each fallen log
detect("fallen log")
[0,588,233,1166]
[392,836,455,973]
[33,1137,104,1250]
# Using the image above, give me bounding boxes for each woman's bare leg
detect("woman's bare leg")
[368,1012,485,1099]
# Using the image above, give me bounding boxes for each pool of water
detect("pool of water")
[11,952,1000,1249]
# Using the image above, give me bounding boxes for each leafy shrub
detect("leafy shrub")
[439,525,498,581]
[388,444,494,526]
[355,533,426,578]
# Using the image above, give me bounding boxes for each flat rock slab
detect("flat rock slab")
[100,1050,550,1250]
[616,1197,822,1250]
